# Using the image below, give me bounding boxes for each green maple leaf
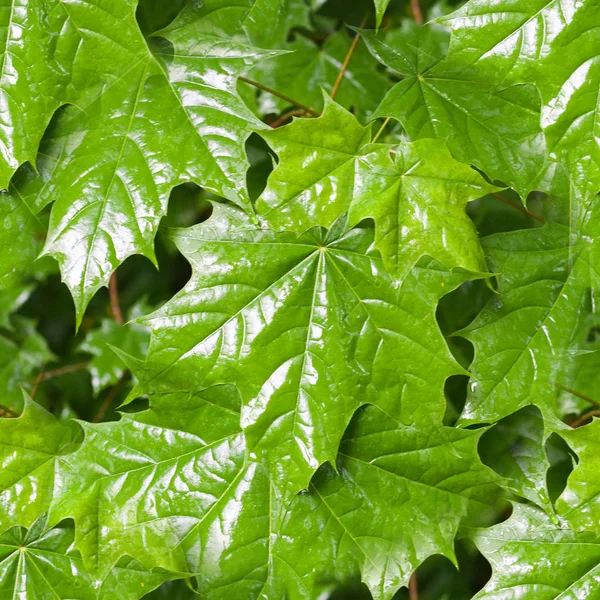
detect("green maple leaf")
[165,0,310,48]
[136,203,468,496]
[361,22,565,197]
[458,205,600,427]
[47,382,499,598]
[0,0,75,188]
[478,406,553,511]
[30,0,276,323]
[556,420,600,531]
[347,138,498,276]
[0,515,169,599]
[258,99,497,276]
[440,0,600,199]
[0,163,50,289]
[256,98,373,231]
[0,398,79,532]
[471,504,600,599]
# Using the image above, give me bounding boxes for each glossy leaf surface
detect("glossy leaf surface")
[47,382,499,599]
[0,516,168,599]
[472,504,600,599]
[139,205,467,495]
[0,399,79,531]
[362,23,563,197]
[36,0,276,321]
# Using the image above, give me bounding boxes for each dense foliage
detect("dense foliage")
[2,0,600,598]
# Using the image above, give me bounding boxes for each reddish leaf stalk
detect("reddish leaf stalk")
[411,0,424,24]
[109,272,124,325]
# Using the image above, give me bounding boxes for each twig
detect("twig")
[372,117,391,143]
[239,77,319,117]
[570,409,600,428]
[0,403,20,418]
[30,361,47,400]
[330,15,368,101]
[557,383,600,409]
[271,108,306,128]
[409,573,418,600]
[492,193,546,223]
[109,272,124,324]
[92,377,126,423]
[34,362,89,381]
[411,0,424,24]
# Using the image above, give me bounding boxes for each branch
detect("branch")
[330,15,368,101]
[239,77,320,117]
[0,404,20,418]
[271,108,306,128]
[36,362,89,381]
[109,272,124,324]
[30,361,48,400]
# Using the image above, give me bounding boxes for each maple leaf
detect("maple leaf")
[458,206,600,427]
[45,382,500,599]
[471,504,600,599]
[258,99,498,276]
[28,0,277,323]
[0,515,170,599]
[361,22,565,197]
[0,398,79,532]
[136,203,470,496]
[440,0,600,199]
[0,0,75,188]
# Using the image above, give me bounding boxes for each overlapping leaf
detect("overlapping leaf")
[362,22,565,197]
[28,0,277,322]
[46,382,500,599]
[471,504,600,599]
[0,515,169,599]
[258,99,497,276]
[458,203,600,427]
[137,204,472,496]
[0,398,79,531]
[0,0,76,188]
[440,0,600,199]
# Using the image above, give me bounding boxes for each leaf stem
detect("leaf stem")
[411,0,424,24]
[239,77,320,117]
[0,403,19,418]
[33,362,90,381]
[492,193,546,223]
[330,15,368,101]
[557,383,600,409]
[92,376,126,423]
[570,409,600,428]
[372,117,391,143]
[109,272,124,325]
[271,108,306,128]
[409,573,418,600]
[30,361,47,400]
